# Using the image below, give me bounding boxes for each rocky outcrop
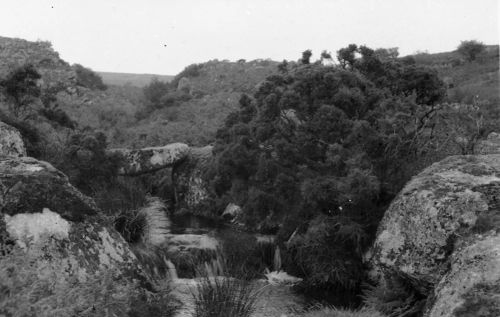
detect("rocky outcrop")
[172,146,213,214]
[0,122,26,157]
[111,142,189,176]
[0,156,98,221]
[371,154,500,316]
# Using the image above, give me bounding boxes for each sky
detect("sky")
[0,0,498,75]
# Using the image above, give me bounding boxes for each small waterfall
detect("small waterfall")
[165,259,178,281]
[273,245,282,271]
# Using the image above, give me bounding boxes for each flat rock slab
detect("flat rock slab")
[111,143,189,176]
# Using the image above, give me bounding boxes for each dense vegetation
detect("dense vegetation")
[205,45,449,295]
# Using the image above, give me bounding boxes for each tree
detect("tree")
[337,44,358,68]
[0,64,41,118]
[300,50,312,64]
[457,40,486,62]
[207,45,446,292]
[73,64,107,90]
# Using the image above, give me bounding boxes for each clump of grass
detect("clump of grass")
[113,208,148,244]
[192,275,260,317]
[361,272,428,317]
[301,306,386,317]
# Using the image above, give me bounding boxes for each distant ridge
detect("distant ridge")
[97,71,173,87]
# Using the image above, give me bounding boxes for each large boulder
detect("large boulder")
[0,156,154,316]
[111,142,189,176]
[172,146,213,214]
[0,121,26,157]
[0,156,97,221]
[370,154,500,316]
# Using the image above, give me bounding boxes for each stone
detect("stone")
[0,121,26,157]
[477,132,500,154]
[172,146,213,214]
[0,156,98,221]
[221,203,242,221]
[111,142,189,176]
[424,232,500,317]
[371,155,500,286]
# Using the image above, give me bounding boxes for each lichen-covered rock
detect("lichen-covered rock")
[372,154,500,286]
[1,208,152,316]
[221,203,242,221]
[0,121,26,157]
[370,154,500,316]
[477,132,500,154]
[0,156,98,221]
[172,146,213,214]
[111,142,189,176]
[424,232,500,317]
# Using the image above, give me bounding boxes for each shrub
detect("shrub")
[457,40,486,62]
[218,229,275,279]
[362,272,429,317]
[73,64,107,90]
[192,276,259,317]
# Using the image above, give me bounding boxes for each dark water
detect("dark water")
[169,213,360,309]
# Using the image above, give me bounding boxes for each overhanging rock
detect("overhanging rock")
[110,142,189,176]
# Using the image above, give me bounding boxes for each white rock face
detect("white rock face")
[4,208,70,248]
[111,142,190,175]
[0,121,26,157]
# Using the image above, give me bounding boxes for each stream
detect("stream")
[165,213,308,317]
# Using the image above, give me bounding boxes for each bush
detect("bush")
[457,40,486,62]
[362,272,429,317]
[73,64,107,90]
[218,229,275,279]
[192,276,259,317]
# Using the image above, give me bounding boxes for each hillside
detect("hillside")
[411,45,499,105]
[97,71,173,87]
[114,59,279,148]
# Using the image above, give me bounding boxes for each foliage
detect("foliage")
[57,130,122,194]
[73,63,107,90]
[287,215,368,291]
[362,273,428,317]
[206,45,446,291]
[218,229,275,279]
[457,40,486,62]
[192,276,259,317]
[0,64,41,118]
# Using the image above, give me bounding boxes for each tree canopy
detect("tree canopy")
[205,44,446,291]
